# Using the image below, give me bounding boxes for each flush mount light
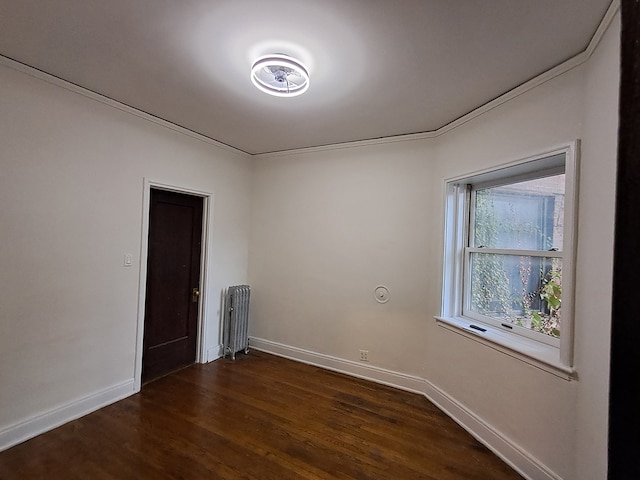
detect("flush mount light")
[250,54,310,97]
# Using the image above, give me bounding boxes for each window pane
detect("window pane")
[473,174,565,250]
[469,253,562,338]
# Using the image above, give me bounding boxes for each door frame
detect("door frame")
[133,178,214,392]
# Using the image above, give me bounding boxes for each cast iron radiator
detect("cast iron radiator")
[223,285,251,359]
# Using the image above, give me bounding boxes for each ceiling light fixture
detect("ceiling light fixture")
[250,54,310,97]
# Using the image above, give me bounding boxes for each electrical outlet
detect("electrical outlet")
[359,350,369,362]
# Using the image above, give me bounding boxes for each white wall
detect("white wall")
[249,13,619,480]
[574,12,619,480]
[0,61,252,446]
[249,140,434,375]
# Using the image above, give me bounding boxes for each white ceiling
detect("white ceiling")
[0,0,612,155]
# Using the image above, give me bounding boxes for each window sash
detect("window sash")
[462,248,562,347]
[465,247,563,257]
[463,212,564,347]
[468,168,566,252]
[471,164,565,192]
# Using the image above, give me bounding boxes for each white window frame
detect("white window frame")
[436,142,579,379]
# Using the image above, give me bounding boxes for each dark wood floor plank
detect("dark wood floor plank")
[0,351,522,479]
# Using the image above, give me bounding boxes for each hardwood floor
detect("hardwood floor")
[0,351,522,479]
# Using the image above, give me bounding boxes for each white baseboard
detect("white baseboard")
[249,336,561,480]
[249,337,426,394]
[205,344,224,363]
[421,377,562,480]
[0,340,563,479]
[0,379,135,452]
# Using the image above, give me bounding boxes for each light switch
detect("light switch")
[124,253,133,267]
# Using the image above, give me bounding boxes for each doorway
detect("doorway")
[142,188,204,383]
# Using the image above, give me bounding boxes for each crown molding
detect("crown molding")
[0,55,249,157]
[0,0,619,160]
[255,0,620,159]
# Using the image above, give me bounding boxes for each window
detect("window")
[437,143,578,378]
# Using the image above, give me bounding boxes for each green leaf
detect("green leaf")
[532,312,542,328]
[547,297,561,309]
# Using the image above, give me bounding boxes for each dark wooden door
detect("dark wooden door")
[142,189,203,383]
[610,2,640,477]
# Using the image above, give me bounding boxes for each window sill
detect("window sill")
[434,316,576,381]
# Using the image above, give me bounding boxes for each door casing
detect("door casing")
[134,179,213,392]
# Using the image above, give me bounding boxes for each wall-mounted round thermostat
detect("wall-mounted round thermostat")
[374,285,390,304]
